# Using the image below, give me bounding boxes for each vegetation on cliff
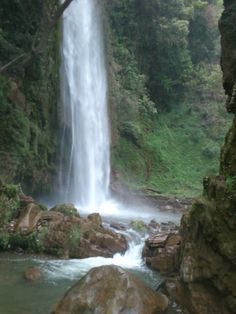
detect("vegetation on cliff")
[0,0,60,195]
[0,0,229,198]
[105,0,229,196]
[171,1,236,312]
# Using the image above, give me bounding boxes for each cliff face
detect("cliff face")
[220,0,236,177]
[0,1,59,196]
[170,1,236,313]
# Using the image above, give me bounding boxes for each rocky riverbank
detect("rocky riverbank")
[0,184,127,258]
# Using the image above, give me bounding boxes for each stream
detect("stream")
[0,200,183,314]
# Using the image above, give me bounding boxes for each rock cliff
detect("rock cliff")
[168,1,236,313]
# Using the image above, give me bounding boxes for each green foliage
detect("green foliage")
[113,102,231,196]
[0,184,21,226]
[0,1,60,195]
[226,175,236,195]
[52,204,78,217]
[1,184,21,199]
[0,230,10,250]
[9,231,44,253]
[68,226,81,250]
[130,220,148,231]
[0,227,48,253]
[107,0,222,110]
[108,0,225,196]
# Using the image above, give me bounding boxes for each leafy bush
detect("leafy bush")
[130,220,148,231]
[0,184,21,226]
[0,230,10,250]
[9,231,44,253]
[68,226,81,250]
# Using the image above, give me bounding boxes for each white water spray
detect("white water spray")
[59,0,110,209]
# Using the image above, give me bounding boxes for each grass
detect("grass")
[113,101,232,197]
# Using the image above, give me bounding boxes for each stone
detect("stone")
[52,265,169,314]
[24,266,42,281]
[110,222,126,230]
[148,219,160,230]
[87,213,102,225]
[15,203,43,233]
[41,212,127,258]
[143,233,181,274]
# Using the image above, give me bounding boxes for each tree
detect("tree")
[0,0,74,74]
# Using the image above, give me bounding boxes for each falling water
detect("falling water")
[59,0,110,208]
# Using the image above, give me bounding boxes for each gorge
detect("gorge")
[0,0,236,313]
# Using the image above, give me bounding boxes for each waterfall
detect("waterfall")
[59,0,110,209]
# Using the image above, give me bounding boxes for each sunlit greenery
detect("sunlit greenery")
[107,0,227,196]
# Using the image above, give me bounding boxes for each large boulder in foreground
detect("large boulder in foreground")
[52,265,169,314]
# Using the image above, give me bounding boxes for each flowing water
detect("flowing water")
[0,1,184,313]
[0,211,183,314]
[59,0,110,209]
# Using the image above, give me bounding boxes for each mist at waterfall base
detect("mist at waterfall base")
[57,0,180,283]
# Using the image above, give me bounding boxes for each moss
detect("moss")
[0,230,10,250]
[0,184,21,226]
[130,220,148,231]
[0,1,60,196]
[51,204,78,217]
[68,226,81,250]
[9,231,43,253]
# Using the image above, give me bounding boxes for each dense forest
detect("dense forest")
[0,0,229,197]
[106,0,230,195]
[0,0,236,313]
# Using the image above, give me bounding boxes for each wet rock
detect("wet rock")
[52,265,169,314]
[19,193,34,206]
[15,203,43,234]
[143,233,181,274]
[110,222,126,231]
[24,266,42,281]
[5,196,127,258]
[87,213,102,225]
[148,219,160,231]
[172,191,236,314]
[42,213,127,258]
[40,210,65,223]
[166,277,229,314]
[159,222,179,232]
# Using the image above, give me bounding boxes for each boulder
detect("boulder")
[87,213,102,225]
[52,265,169,314]
[15,203,43,233]
[143,233,181,274]
[24,266,42,281]
[110,222,126,231]
[41,213,127,258]
[7,199,127,258]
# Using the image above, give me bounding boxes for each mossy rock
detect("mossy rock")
[50,203,79,217]
[130,220,148,231]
